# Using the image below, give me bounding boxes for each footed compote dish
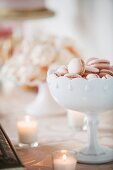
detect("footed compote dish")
[47,67,113,164]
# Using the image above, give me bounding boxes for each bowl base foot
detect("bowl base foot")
[77,146,113,164]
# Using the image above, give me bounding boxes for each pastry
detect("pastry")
[55,65,68,76]
[86,74,100,79]
[54,57,113,80]
[64,73,82,79]
[68,58,85,75]
[87,58,110,66]
[87,58,110,70]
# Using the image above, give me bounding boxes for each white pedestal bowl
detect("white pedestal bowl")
[47,69,113,164]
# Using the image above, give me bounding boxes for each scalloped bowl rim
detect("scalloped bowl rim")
[47,68,113,113]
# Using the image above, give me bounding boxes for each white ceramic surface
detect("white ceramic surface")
[26,82,66,116]
[47,68,113,164]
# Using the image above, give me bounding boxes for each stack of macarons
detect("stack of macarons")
[54,58,113,79]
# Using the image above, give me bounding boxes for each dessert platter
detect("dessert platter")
[47,57,113,164]
[1,35,80,116]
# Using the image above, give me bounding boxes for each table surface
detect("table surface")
[16,146,113,170]
[0,87,113,170]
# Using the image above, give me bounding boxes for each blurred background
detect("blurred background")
[1,0,113,63]
[0,0,113,144]
[35,0,113,60]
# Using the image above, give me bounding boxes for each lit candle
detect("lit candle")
[53,151,77,170]
[17,115,38,147]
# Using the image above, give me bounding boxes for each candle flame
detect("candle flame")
[62,154,67,161]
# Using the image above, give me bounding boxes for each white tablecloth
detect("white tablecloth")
[0,86,113,150]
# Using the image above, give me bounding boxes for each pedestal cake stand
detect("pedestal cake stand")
[26,82,66,116]
[47,69,113,164]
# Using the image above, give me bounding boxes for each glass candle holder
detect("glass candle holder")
[52,150,77,170]
[17,115,38,148]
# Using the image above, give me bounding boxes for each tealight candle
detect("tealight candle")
[53,150,77,170]
[17,115,38,147]
[67,110,84,129]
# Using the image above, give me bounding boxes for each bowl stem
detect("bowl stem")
[86,114,103,155]
[77,113,113,164]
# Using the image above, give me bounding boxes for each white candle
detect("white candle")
[17,115,38,145]
[53,154,76,170]
[67,110,84,129]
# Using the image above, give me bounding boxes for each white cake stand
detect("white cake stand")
[47,69,113,164]
[26,82,66,116]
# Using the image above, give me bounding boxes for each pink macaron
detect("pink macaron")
[86,73,100,79]
[108,66,113,72]
[85,66,99,74]
[64,73,82,79]
[86,57,98,64]
[87,58,110,65]
[68,58,85,75]
[87,58,110,70]
[100,69,113,76]
[102,74,112,79]
[55,65,68,76]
